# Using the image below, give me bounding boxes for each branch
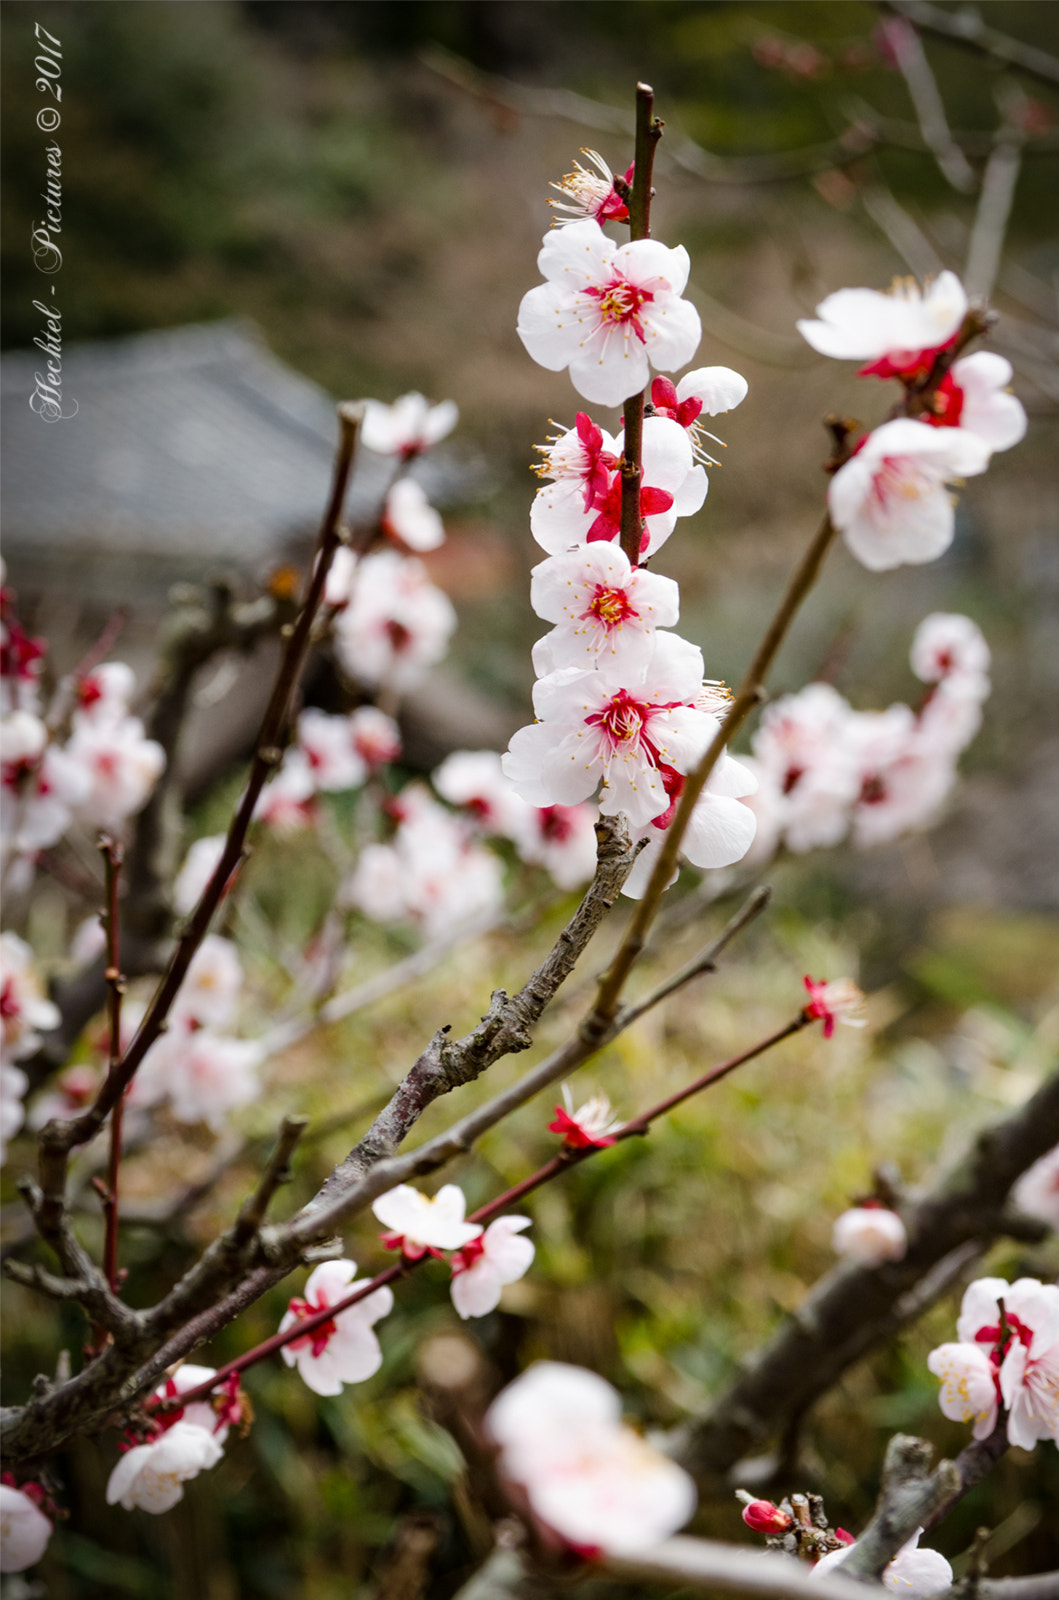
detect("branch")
[620,82,662,568]
[878,2,1059,92]
[232,1116,309,1246]
[965,132,1024,301]
[881,14,976,192]
[675,1068,1059,1477]
[602,1537,877,1600]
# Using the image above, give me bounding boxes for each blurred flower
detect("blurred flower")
[279,1260,393,1396]
[517,220,701,408]
[650,367,748,466]
[450,1216,534,1318]
[549,1084,622,1148]
[1012,1146,1059,1230]
[549,149,633,227]
[106,1422,223,1514]
[926,353,1026,454]
[0,1482,52,1572]
[74,661,136,727]
[910,613,990,688]
[331,550,456,693]
[814,1528,952,1596]
[797,272,967,378]
[255,750,317,833]
[381,479,446,553]
[1,932,60,1060]
[802,977,866,1038]
[349,705,401,769]
[486,1361,696,1555]
[360,393,457,459]
[172,835,227,917]
[372,1183,482,1259]
[832,1204,907,1266]
[65,714,165,830]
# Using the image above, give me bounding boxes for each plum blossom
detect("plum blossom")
[802,976,866,1038]
[743,683,861,855]
[28,1064,98,1131]
[845,706,954,849]
[532,413,619,527]
[929,1276,1059,1448]
[529,545,680,677]
[331,550,456,693]
[549,1084,622,1148]
[173,935,243,1031]
[433,750,528,839]
[797,272,967,376]
[2,727,89,859]
[741,1499,794,1535]
[828,418,990,572]
[1011,1146,1059,1231]
[153,1364,239,1444]
[135,1023,260,1131]
[0,1064,29,1163]
[74,661,136,726]
[255,750,317,832]
[450,1216,535,1319]
[511,801,599,890]
[486,1361,697,1555]
[549,149,633,226]
[297,708,370,792]
[1,932,60,1061]
[531,416,702,559]
[349,705,401,769]
[814,1529,952,1596]
[105,1422,223,1514]
[0,584,46,716]
[279,1260,393,1396]
[372,1182,482,1260]
[649,366,748,466]
[832,1204,907,1266]
[382,479,446,553]
[0,1482,52,1572]
[911,612,990,691]
[173,834,227,916]
[621,744,758,899]
[360,393,457,459]
[926,352,1027,454]
[65,713,165,830]
[503,631,716,830]
[517,220,702,407]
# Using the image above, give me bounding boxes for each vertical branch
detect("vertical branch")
[91,836,126,1348]
[965,131,1023,300]
[619,82,664,568]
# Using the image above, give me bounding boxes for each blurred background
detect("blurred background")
[2,3,1058,1595]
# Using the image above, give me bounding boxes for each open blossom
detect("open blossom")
[486,1362,696,1555]
[621,744,758,899]
[503,631,716,830]
[832,1204,907,1266]
[106,1422,223,1514]
[925,352,1027,453]
[802,976,866,1037]
[531,413,619,525]
[74,661,136,726]
[0,1483,52,1572]
[828,418,990,572]
[360,392,457,458]
[845,705,954,849]
[135,1022,260,1131]
[745,683,860,854]
[382,479,446,553]
[153,1364,238,1444]
[517,220,701,407]
[929,1276,1059,1449]
[372,1183,482,1259]
[532,415,702,559]
[433,750,528,838]
[65,714,166,830]
[549,149,633,226]
[173,935,243,1031]
[549,1084,622,1148]
[350,705,401,768]
[649,366,748,465]
[255,750,317,832]
[910,611,990,689]
[1,932,60,1060]
[529,545,680,678]
[814,1530,952,1596]
[332,550,456,693]
[797,271,967,376]
[297,708,370,792]
[2,731,90,858]
[279,1260,394,1396]
[512,800,599,890]
[1011,1145,1059,1230]
[450,1216,535,1319]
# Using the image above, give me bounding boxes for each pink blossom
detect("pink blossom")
[1,932,60,1061]
[802,977,866,1038]
[742,1500,794,1535]
[0,1483,52,1572]
[797,272,967,376]
[548,149,633,227]
[828,418,990,571]
[152,1364,238,1445]
[926,352,1026,454]
[485,1361,697,1555]
[0,585,46,717]
[279,1260,393,1396]
[297,708,370,792]
[65,714,165,830]
[517,220,701,407]
[382,479,446,553]
[105,1422,223,1513]
[360,393,458,459]
[450,1216,535,1319]
[549,1084,622,1148]
[432,750,528,839]
[372,1183,482,1259]
[1012,1146,1059,1231]
[832,1205,907,1266]
[502,631,716,829]
[331,550,456,693]
[74,661,136,727]
[529,545,680,678]
[930,1276,1059,1448]
[531,413,619,529]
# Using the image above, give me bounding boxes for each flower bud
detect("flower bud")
[742,1499,794,1534]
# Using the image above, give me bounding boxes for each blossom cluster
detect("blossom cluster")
[740,611,992,861]
[928,1275,1059,1450]
[1,932,60,1162]
[799,274,1026,570]
[1,588,166,882]
[504,196,759,898]
[105,1363,243,1514]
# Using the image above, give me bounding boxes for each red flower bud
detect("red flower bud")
[742,1500,794,1534]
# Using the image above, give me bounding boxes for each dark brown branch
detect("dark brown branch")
[675,1068,1059,1477]
[99,837,125,1304]
[233,1116,309,1246]
[619,83,662,569]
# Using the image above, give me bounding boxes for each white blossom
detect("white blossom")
[297,708,370,792]
[832,1205,907,1266]
[382,479,446,552]
[940,352,1027,454]
[0,1484,52,1572]
[910,612,990,689]
[814,1530,952,1597]
[331,550,456,693]
[371,1183,482,1258]
[797,272,967,371]
[173,835,227,916]
[65,714,166,830]
[529,545,680,678]
[517,220,701,407]
[1011,1146,1059,1231]
[360,393,458,458]
[450,1216,535,1319]
[105,1422,223,1513]
[279,1259,393,1396]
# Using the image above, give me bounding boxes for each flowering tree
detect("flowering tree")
[2,74,1057,1598]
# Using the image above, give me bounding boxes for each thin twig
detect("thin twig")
[233,1117,309,1246]
[620,83,662,568]
[99,837,125,1303]
[878,1,1059,93]
[965,132,1024,301]
[882,14,976,192]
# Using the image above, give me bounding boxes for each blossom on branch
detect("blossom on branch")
[360,393,457,459]
[926,353,1027,454]
[928,1276,1059,1448]
[486,1361,697,1555]
[832,1204,907,1266]
[827,418,990,572]
[649,366,748,465]
[529,545,680,677]
[372,1183,482,1260]
[381,479,446,553]
[802,977,866,1037]
[1011,1145,1059,1231]
[105,1422,223,1514]
[549,1084,622,1148]
[813,1528,953,1596]
[450,1216,535,1319]
[331,550,456,693]
[548,149,633,227]
[0,1482,52,1572]
[797,272,967,377]
[279,1260,393,1396]
[517,220,701,407]
[621,744,758,899]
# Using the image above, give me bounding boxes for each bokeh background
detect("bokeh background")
[2,3,1058,1596]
